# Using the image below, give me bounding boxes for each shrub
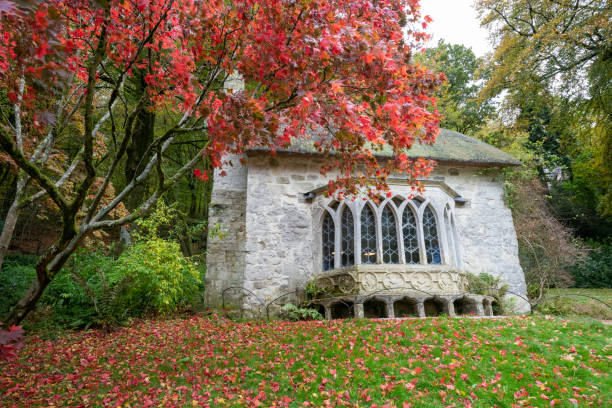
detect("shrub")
[465,272,509,314]
[533,294,612,319]
[41,250,114,329]
[280,304,323,321]
[572,244,612,288]
[504,169,584,300]
[109,238,202,316]
[304,280,325,300]
[0,256,36,316]
[1,240,202,329]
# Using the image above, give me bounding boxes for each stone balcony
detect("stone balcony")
[308,265,498,319]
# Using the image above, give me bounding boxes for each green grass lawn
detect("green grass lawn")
[534,288,612,320]
[2,315,611,407]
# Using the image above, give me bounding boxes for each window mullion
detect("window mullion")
[397,204,406,264]
[354,204,361,265]
[375,205,383,264]
[416,206,427,265]
[334,211,342,269]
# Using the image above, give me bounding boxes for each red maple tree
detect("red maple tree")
[0,0,442,324]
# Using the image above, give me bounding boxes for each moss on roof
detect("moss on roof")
[248,128,521,167]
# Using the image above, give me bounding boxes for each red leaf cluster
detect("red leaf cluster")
[0,322,24,362]
[1,0,444,195]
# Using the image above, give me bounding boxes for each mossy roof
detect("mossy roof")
[248,128,521,167]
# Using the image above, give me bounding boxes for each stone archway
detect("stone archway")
[424,298,445,316]
[331,301,354,319]
[394,297,419,317]
[363,298,387,318]
[453,297,479,316]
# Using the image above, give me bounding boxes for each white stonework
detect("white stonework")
[206,153,530,314]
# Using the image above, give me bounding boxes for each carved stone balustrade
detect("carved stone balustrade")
[308,265,497,319]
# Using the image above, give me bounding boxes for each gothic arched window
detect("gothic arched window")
[341,206,355,266]
[361,205,377,264]
[320,196,456,271]
[402,206,420,264]
[423,206,441,264]
[322,211,335,271]
[381,204,399,264]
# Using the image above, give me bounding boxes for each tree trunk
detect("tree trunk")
[3,257,51,325]
[0,175,27,271]
[125,69,155,211]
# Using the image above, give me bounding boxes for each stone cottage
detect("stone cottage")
[205,129,530,318]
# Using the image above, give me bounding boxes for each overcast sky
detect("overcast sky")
[420,1,491,57]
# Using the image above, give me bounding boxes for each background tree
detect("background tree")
[473,0,611,293]
[476,0,612,219]
[416,40,494,134]
[0,0,443,324]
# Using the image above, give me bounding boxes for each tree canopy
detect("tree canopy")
[416,40,494,135]
[476,0,612,228]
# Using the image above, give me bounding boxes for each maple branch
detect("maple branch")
[85,92,145,222]
[22,147,84,207]
[560,0,581,34]
[0,127,69,213]
[69,18,109,222]
[286,8,305,47]
[13,75,25,152]
[265,86,299,111]
[87,142,208,230]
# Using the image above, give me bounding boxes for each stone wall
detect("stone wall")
[204,156,248,307]
[205,154,529,313]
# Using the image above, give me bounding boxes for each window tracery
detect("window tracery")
[340,206,355,267]
[381,205,400,264]
[322,211,335,271]
[402,206,420,264]
[361,205,377,264]
[423,206,441,264]
[321,196,451,270]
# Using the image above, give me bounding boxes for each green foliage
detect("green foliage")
[549,158,612,240]
[416,40,494,135]
[465,273,508,297]
[465,272,508,315]
[1,239,202,329]
[133,200,182,241]
[110,239,201,315]
[475,0,612,237]
[534,288,612,320]
[132,200,216,258]
[0,255,37,317]
[40,250,112,329]
[280,304,323,321]
[571,244,612,289]
[304,280,324,300]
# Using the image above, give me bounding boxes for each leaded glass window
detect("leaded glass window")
[402,206,420,264]
[361,205,377,264]
[322,211,335,271]
[381,204,399,263]
[423,206,441,264]
[341,206,354,266]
